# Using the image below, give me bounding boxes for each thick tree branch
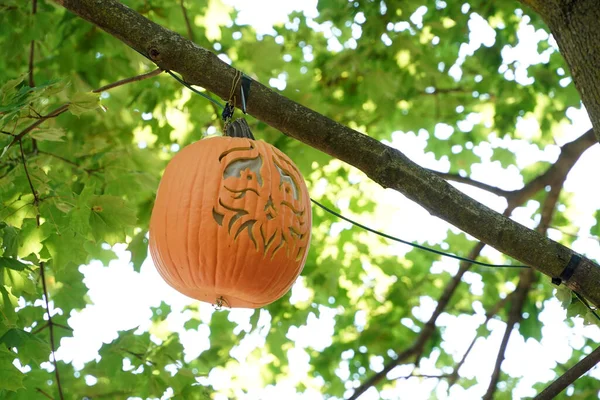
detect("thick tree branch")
[52,0,600,307]
[534,345,600,400]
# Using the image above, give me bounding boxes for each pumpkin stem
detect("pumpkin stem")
[225,118,255,139]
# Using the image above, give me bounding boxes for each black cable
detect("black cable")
[573,291,600,322]
[311,199,529,269]
[164,70,225,109]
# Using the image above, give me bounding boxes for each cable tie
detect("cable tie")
[240,74,252,114]
[552,254,581,286]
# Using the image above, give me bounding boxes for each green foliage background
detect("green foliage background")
[0,0,599,399]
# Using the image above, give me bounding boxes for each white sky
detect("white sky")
[48,1,600,399]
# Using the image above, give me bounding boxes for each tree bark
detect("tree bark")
[522,0,600,143]
[53,0,600,307]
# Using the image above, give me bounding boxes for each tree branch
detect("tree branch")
[8,68,163,149]
[534,345,600,400]
[482,268,535,400]
[432,128,596,203]
[92,67,162,93]
[52,0,600,307]
[484,171,565,399]
[447,293,515,388]
[349,241,488,400]
[18,139,64,400]
[29,0,39,153]
[179,0,194,42]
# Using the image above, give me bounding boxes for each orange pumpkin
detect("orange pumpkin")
[149,119,312,308]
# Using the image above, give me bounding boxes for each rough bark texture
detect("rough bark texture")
[53,0,600,307]
[523,0,600,143]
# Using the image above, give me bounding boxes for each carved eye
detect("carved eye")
[247,175,252,181]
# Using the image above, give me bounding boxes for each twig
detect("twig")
[32,322,49,335]
[534,346,600,400]
[395,373,454,380]
[482,269,534,400]
[348,241,488,400]
[29,0,39,153]
[36,388,54,400]
[92,67,162,93]
[28,0,38,87]
[19,138,64,400]
[39,265,63,400]
[483,181,563,399]
[447,293,514,387]
[123,349,155,366]
[37,150,100,176]
[179,0,195,42]
[9,104,70,147]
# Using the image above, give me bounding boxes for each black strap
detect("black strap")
[240,74,252,114]
[552,254,581,285]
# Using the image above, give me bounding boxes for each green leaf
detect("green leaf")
[30,127,65,142]
[0,346,24,392]
[89,195,137,245]
[0,224,19,258]
[0,328,50,365]
[128,232,148,272]
[0,257,27,272]
[0,285,19,325]
[555,286,572,308]
[68,91,100,116]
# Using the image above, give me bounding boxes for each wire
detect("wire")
[311,198,529,269]
[165,70,225,109]
[573,291,600,322]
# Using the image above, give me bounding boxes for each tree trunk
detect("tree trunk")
[523,0,600,142]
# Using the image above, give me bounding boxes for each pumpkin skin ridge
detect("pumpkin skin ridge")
[149,136,311,308]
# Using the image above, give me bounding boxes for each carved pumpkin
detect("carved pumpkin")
[149,119,312,308]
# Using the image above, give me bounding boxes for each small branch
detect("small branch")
[482,269,534,400]
[36,388,54,400]
[28,0,38,88]
[123,349,155,366]
[29,0,39,153]
[10,104,70,147]
[349,241,488,400]
[92,67,162,93]
[430,170,513,198]
[8,68,163,149]
[19,140,39,210]
[39,261,64,400]
[394,373,453,380]
[534,346,600,400]
[19,138,64,400]
[179,0,195,42]
[484,178,564,399]
[32,322,49,335]
[447,292,515,388]
[37,150,100,176]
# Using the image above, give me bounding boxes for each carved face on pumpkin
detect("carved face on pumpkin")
[212,139,310,262]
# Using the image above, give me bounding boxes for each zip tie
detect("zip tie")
[552,254,582,285]
[240,74,252,113]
